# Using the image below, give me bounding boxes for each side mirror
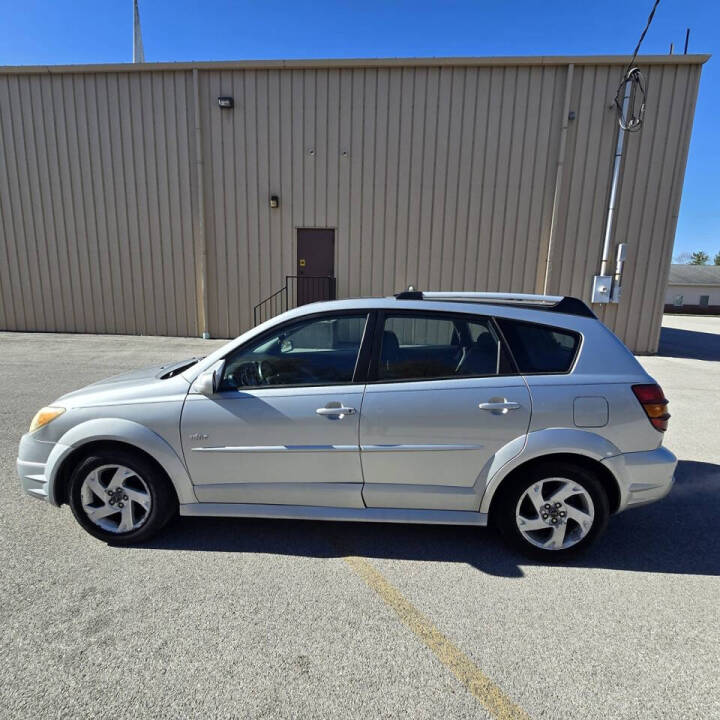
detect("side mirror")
[193,369,217,396]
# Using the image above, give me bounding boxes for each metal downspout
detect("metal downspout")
[192,67,210,339]
[543,63,574,295]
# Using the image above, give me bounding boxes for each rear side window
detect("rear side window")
[496,318,580,374]
[377,312,513,381]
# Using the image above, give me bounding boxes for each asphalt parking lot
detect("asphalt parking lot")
[1,315,719,719]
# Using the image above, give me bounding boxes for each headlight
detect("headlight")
[29,407,65,433]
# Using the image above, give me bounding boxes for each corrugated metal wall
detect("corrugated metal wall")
[545,62,703,353]
[0,70,200,336]
[0,57,705,352]
[200,64,568,338]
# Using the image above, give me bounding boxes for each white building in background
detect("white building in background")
[665,265,720,313]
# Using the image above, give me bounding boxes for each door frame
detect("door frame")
[180,309,378,508]
[295,227,336,306]
[358,308,532,511]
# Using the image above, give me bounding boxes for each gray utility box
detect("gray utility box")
[592,275,613,304]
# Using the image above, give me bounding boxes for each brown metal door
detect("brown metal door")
[296,229,335,306]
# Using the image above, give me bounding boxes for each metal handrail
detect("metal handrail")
[253,286,288,326]
[253,275,336,326]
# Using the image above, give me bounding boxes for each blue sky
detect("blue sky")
[1,0,717,257]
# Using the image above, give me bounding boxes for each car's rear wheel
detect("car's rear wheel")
[495,461,609,560]
[68,449,177,544]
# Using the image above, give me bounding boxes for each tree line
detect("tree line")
[673,251,720,265]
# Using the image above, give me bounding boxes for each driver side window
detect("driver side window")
[219,313,368,390]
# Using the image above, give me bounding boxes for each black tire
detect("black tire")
[68,448,177,545]
[494,461,610,561]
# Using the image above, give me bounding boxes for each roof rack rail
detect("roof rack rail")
[393,289,596,318]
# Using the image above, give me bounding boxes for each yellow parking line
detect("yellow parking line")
[343,555,530,720]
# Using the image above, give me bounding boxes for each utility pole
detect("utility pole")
[133,0,145,63]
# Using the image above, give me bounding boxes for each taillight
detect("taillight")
[632,384,670,432]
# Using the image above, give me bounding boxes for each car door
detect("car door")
[359,310,531,511]
[181,311,371,508]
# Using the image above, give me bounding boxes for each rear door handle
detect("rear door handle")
[478,401,521,413]
[316,406,356,418]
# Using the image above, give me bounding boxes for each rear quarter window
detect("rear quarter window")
[496,318,580,374]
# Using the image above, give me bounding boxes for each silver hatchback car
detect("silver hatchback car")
[17,291,675,559]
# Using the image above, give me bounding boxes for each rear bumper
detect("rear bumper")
[602,446,677,513]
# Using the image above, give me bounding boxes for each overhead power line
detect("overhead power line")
[614,0,661,133]
[624,0,661,76]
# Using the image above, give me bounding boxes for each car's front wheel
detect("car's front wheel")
[495,461,609,560]
[68,449,177,544]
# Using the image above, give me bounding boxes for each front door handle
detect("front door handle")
[316,405,356,418]
[478,400,521,414]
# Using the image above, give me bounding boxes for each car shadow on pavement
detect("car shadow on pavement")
[138,460,720,578]
[658,326,720,360]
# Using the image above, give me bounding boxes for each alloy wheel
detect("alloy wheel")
[79,464,152,534]
[515,477,595,550]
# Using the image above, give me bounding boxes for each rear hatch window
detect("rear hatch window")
[496,318,580,374]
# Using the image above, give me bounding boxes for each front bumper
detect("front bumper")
[602,445,677,513]
[16,432,64,505]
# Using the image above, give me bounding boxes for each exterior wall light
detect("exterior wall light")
[217,96,234,109]
[270,195,279,209]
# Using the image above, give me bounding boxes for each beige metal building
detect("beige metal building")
[0,54,708,352]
